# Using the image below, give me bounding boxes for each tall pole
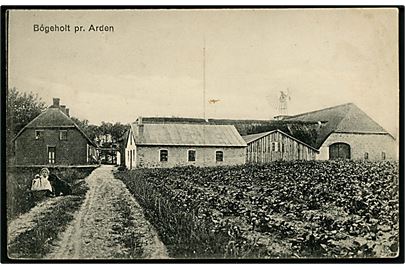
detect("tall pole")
[203,37,206,121]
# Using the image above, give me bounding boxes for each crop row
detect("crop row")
[115,160,399,258]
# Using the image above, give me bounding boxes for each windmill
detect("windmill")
[278,89,291,116]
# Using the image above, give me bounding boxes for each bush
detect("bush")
[7,166,96,221]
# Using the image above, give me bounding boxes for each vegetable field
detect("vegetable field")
[115,160,399,259]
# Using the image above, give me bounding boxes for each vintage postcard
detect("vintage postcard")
[3,7,401,261]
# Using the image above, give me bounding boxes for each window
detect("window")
[382,152,386,160]
[188,150,196,162]
[160,149,168,162]
[216,151,224,162]
[281,143,285,153]
[364,152,369,160]
[59,130,67,141]
[271,142,279,152]
[48,147,55,164]
[35,130,43,140]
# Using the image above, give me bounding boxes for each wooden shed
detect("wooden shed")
[243,129,319,163]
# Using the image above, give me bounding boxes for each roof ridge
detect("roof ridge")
[12,108,48,141]
[335,103,390,135]
[242,130,272,138]
[288,102,354,119]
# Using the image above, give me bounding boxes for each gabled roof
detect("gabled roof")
[285,103,391,148]
[242,129,319,152]
[242,131,271,144]
[24,107,76,128]
[14,107,97,147]
[140,117,208,124]
[130,123,247,147]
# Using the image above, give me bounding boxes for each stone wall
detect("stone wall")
[135,145,246,168]
[317,133,398,160]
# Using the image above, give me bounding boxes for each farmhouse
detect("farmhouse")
[243,129,319,163]
[284,103,397,160]
[13,98,98,165]
[123,118,247,168]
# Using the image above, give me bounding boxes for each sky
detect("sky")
[7,8,399,137]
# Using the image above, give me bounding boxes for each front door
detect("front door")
[48,146,56,164]
[329,143,351,160]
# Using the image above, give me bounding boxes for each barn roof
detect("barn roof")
[285,103,391,148]
[135,116,320,148]
[130,123,247,147]
[242,129,319,152]
[141,117,208,124]
[242,131,270,144]
[14,107,97,147]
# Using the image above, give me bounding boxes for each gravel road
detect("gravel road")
[46,165,168,259]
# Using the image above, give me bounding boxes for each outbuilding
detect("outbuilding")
[285,103,397,160]
[123,118,247,168]
[243,129,319,163]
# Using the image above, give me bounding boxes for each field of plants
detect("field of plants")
[115,160,399,259]
[7,166,96,221]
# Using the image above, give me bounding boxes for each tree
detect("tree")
[6,88,46,162]
[71,118,129,146]
[7,88,46,137]
[71,117,99,142]
[110,122,130,142]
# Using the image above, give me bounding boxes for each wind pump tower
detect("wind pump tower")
[278,90,291,116]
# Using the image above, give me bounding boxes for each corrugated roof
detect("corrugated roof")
[130,123,247,147]
[285,103,390,148]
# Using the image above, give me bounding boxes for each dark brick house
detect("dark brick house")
[13,98,98,165]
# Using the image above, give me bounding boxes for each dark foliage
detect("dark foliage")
[7,167,96,221]
[6,88,46,164]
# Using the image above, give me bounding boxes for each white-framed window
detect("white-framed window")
[188,150,196,162]
[35,130,43,140]
[48,146,56,164]
[216,150,224,162]
[364,152,369,160]
[382,152,386,160]
[160,149,168,162]
[59,130,67,141]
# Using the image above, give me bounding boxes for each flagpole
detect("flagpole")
[203,36,206,121]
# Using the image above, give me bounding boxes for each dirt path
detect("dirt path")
[47,165,168,259]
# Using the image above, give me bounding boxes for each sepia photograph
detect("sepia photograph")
[2,7,402,261]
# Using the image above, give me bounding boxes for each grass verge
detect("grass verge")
[7,166,96,221]
[7,180,89,259]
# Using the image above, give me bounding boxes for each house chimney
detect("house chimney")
[66,108,70,117]
[60,105,66,114]
[53,98,60,107]
[138,116,144,141]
